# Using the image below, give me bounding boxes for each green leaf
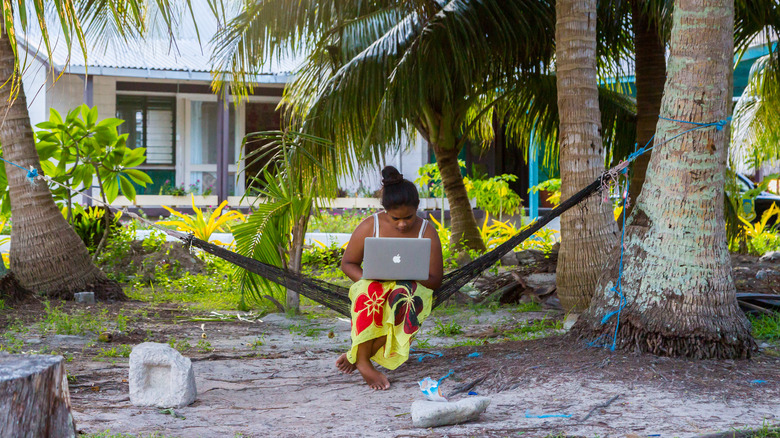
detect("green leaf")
[122,147,146,167]
[124,168,153,185]
[103,176,119,203]
[87,106,99,127]
[118,174,137,201]
[96,118,125,129]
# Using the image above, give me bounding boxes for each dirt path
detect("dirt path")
[24,303,774,438]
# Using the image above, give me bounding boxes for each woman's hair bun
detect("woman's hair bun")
[381,166,404,186]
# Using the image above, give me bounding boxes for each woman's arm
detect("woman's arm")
[419,225,444,290]
[340,217,374,283]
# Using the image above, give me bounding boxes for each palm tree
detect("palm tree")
[619,0,779,207]
[553,0,621,312]
[625,0,668,218]
[0,1,190,299]
[211,1,561,254]
[211,0,640,258]
[578,0,755,359]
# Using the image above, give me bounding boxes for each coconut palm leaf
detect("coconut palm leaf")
[731,55,780,173]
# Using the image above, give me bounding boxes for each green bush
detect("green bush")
[70,206,120,253]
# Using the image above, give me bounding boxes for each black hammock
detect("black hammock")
[180,171,612,318]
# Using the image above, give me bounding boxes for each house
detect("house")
[17,2,428,207]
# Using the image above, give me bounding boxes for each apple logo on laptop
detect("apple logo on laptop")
[393,254,401,264]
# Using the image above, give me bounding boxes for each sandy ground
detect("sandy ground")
[26,303,775,438]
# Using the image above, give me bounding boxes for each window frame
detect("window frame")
[116,95,177,168]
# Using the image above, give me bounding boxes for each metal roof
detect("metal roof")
[17,0,302,83]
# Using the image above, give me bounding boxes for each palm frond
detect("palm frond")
[499,73,637,173]
[731,54,780,174]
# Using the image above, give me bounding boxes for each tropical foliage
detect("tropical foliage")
[209,0,637,254]
[231,130,334,312]
[415,161,523,218]
[157,195,245,243]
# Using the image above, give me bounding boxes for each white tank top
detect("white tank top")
[373,213,427,238]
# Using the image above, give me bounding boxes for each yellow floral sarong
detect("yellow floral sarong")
[345,279,433,370]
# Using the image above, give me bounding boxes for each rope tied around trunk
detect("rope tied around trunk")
[0,157,39,184]
[594,115,732,351]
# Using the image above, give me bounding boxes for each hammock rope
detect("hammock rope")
[11,154,627,317]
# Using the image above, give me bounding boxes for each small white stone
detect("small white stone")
[759,251,780,262]
[411,397,491,428]
[129,343,196,408]
[563,313,580,331]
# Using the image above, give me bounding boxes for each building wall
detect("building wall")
[337,133,429,196]
[19,54,49,128]
[93,76,116,119]
[45,74,84,119]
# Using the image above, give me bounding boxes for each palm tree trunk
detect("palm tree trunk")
[626,0,666,219]
[286,213,309,313]
[0,31,122,300]
[555,0,619,312]
[577,0,755,359]
[431,143,486,254]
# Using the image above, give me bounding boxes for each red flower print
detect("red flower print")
[389,281,424,334]
[354,281,388,335]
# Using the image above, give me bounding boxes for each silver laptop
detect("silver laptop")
[362,237,431,281]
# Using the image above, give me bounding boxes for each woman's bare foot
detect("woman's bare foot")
[335,353,357,374]
[355,360,390,390]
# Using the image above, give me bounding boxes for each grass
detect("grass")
[126,277,243,312]
[196,339,213,353]
[431,320,464,337]
[511,301,543,313]
[95,344,133,358]
[37,302,129,336]
[750,312,780,343]
[289,323,326,338]
[167,337,192,352]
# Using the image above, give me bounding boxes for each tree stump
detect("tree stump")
[0,354,76,438]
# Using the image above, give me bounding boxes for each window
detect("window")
[190,101,236,165]
[116,96,176,165]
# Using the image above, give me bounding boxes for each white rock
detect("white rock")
[563,313,580,331]
[760,251,780,262]
[129,342,196,408]
[411,397,491,428]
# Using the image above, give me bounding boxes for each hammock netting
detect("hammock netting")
[184,175,607,317]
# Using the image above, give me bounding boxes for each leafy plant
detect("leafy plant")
[232,130,335,312]
[736,203,780,255]
[159,179,187,196]
[196,339,213,353]
[469,175,523,219]
[749,312,780,343]
[157,194,245,242]
[529,178,561,207]
[68,205,121,253]
[431,320,463,337]
[308,209,372,233]
[95,345,132,358]
[416,161,522,218]
[31,105,153,258]
[34,105,152,206]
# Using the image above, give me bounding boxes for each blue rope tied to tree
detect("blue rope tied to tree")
[596,115,731,351]
[0,156,39,183]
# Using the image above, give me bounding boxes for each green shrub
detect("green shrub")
[70,205,120,252]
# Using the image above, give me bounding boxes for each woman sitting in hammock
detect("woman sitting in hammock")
[335,166,444,390]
